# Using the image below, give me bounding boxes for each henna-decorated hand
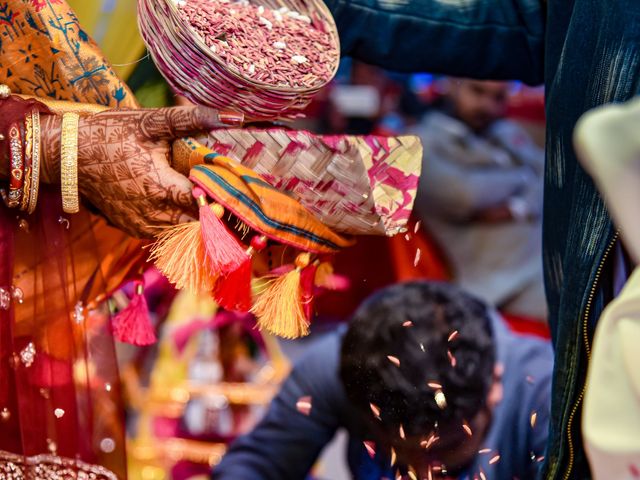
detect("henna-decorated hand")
[41,107,242,238]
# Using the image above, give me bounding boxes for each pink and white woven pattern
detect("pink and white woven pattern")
[186,130,423,235]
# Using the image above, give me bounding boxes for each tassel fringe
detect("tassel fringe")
[112,283,157,346]
[149,222,216,292]
[251,253,311,339]
[214,258,253,312]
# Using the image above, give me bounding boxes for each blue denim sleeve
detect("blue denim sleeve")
[212,333,346,480]
[323,0,546,85]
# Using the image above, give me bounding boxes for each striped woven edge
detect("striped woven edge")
[189,152,354,254]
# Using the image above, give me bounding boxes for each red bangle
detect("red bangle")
[4,123,24,208]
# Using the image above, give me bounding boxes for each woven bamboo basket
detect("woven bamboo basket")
[137,0,340,120]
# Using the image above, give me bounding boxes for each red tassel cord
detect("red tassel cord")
[300,261,318,321]
[112,282,157,346]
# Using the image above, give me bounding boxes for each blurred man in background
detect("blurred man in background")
[213,282,552,480]
[413,79,547,321]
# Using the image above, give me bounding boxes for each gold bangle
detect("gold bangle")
[28,111,41,215]
[60,112,80,214]
[20,112,33,211]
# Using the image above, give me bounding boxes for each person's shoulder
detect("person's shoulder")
[493,316,553,380]
[490,118,537,147]
[411,109,467,140]
[289,328,345,376]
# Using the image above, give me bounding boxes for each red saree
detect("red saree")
[0,1,144,477]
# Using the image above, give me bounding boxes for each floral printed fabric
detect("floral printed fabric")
[0,0,136,107]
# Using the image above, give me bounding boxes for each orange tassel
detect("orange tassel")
[214,235,267,312]
[196,188,247,276]
[112,282,157,346]
[149,221,216,292]
[251,252,311,339]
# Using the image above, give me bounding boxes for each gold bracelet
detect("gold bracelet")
[20,112,33,211]
[60,112,80,214]
[28,110,41,215]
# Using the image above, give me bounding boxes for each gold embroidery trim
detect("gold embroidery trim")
[0,449,119,479]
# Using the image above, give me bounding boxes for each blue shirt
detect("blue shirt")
[213,315,552,479]
[318,2,640,476]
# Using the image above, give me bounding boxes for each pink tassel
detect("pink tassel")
[112,282,157,346]
[300,262,318,320]
[194,187,247,276]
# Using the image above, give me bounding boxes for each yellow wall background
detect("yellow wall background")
[67,0,145,80]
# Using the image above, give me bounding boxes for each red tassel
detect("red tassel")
[214,258,253,312]
[112,282,157,346]
[214,235,267,312]
[195,187,247,276]
[300,262,318,321]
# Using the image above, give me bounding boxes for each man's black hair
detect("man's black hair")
[339,281,495,435]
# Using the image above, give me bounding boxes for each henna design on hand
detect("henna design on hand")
[39,106,239,238]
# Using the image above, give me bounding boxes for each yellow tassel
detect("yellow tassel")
[251,253,311,339]
[314,261,334,287]
[149,222,217,292]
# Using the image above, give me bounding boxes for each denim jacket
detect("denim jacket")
[322,0,640,478]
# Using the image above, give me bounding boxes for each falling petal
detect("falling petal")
[462,421,473,436]
[414,221,422,233]
[399,424,406,440]
[408,466,418,480]
[405,234,411,241]
[536,456,545,463]
[403,320,413,327]
[420,343,426,352]
[370,403,381,419]
[447,350,457,367]
[387,355,401,367]
[479,469,487,480]
[390,447,397,466]
[526,375,535,384]
[447,330,459,342]
[421,433,440,450]
[413,248,422,267]
[296,396,312,416]
[428,382,443,389]
[489,455,501,465]
[530,412,538,428]
[54,408,65,419]
[435,390,447,410]
[427,466,433,480]
[479,448,492,454]
[364,441,376,459]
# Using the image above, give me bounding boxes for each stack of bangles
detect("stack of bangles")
[0,83,80,214]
